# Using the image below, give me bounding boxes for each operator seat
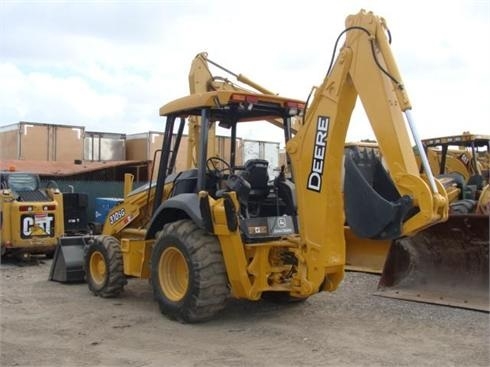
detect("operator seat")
[240,159,270,201]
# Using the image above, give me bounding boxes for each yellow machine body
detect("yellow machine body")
[0,171,64,257]
[54,10,460,322]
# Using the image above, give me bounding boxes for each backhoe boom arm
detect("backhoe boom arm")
[287,9,448,293]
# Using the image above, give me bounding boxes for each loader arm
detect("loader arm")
[187,52,294,168]
[187,52,274,168]
[287,10,448,290]
[101,184,157,238]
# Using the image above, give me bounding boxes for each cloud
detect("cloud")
[0,0,489,143]
[0,62,127,126]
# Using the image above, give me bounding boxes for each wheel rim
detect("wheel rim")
[90,251,107,285]
[158,247,189,302]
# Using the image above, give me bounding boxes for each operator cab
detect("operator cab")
[0,172,48,201]
[150,90,304,242]
[420,133,489,214]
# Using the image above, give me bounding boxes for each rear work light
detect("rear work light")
[285,101,306,110]
[43,205,56,211]
[19,205,33,212]
[230,94,259,104]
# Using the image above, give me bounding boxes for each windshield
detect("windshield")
[7,173,39,192]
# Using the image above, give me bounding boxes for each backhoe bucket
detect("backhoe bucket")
[376,215,489,312]
[48,236,87,283]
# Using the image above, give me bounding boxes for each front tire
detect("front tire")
[84,235,127,298]
[150,219,229,323]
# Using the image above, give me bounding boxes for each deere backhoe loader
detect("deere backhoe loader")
[192,53,394,275]
[49,50,289,282]
[51,10,452,322]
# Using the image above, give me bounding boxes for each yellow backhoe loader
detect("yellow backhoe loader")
[376,133,489,311]
[48,51,279,282]
[51,10,454,322]
[191,54,394,275]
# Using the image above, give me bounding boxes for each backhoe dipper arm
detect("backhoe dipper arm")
[286,10,448,292]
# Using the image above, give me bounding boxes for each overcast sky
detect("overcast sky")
[1,0,489,144]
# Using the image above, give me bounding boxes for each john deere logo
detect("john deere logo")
[307,115,330,192]
[278,217,287,228]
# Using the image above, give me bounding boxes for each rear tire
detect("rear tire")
[150,219,229,323]
[84,235,127,298]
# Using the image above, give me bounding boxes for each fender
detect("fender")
[145,193,203,239]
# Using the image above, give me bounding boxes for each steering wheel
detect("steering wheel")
[206,157,233,177]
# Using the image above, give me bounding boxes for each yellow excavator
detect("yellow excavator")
[51,10,455,322]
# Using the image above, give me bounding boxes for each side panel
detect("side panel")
[84,133,126,161]
[121,238,152,278]
[0,128,19,159]
[55,126,84,162]
[20,124,49,160]
[126,134,150,160]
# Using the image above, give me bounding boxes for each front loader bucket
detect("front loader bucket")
[376,215,489,312]
[48,236,88,283]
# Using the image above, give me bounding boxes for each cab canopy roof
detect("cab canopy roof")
[422,133,490,148]
[159,90,305,124]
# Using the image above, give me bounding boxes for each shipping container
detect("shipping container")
[0,121,84,162]
[126,131,166,179]
[242,139,280,177]
[84,131,126,161]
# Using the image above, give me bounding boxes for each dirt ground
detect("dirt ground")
[0,257,489,367]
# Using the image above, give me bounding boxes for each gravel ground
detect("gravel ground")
[0,257,489,367]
